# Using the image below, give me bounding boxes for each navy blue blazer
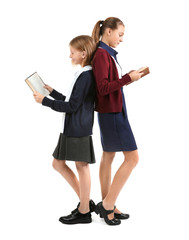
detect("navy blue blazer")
[42,70,95,137]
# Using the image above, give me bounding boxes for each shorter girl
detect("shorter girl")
[33,35,96,224]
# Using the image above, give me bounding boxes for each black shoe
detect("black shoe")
[114,212,130,220]
[89,199,96,212]
[99,206,129,219]
[114,205,130,219]
[99,212,129,219]
[77,199,96,213]
[59,208,92,225]
[95,202,121,226]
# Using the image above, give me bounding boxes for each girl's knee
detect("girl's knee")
[124,151,139,168]
[132,154,139,167]
[102,151,115,163]
[52,158,59,170]
[75,161,88,171]
[52,158,66,171]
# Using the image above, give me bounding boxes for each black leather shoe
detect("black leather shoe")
[95,202,121,226]
[59,209,92,225]
[99,212,129,219]
[77,199,96,213]
[114,205,130,219]
[89,199,96,212]
[99,207,129,220]
[114,212,130,220]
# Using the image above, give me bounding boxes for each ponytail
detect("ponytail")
[91,17,124,44]
[91,20,103,44]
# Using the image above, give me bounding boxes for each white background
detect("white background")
[0,0,189,239]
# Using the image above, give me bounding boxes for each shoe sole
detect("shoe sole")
[59,218,92,225]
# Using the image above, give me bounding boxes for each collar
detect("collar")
[74,65,92,79]
[98,41,118,61]
[65,65,92,102]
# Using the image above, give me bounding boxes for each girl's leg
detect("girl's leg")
[99,152,115,200]
[52,158,80,198]
[102,150,139,219]
[99,152,124,214]
[75,161,91,214]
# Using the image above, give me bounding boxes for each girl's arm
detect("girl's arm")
[44,84,66,101]
[49,89,66,101]
[93,51,132,96]
[42,72,93,113]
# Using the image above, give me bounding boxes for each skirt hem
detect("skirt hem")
[52,133,96,164]
[102,147,138,152]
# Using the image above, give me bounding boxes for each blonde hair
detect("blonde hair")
[92,17,125,44]
[69,35,97,66]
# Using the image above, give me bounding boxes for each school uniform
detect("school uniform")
[92,41,137,152]
[42,65,96,163]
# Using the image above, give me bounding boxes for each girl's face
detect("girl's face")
[69,46,86,66]
[107,25,125,48]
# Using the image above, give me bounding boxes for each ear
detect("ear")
[82,51,87,58]
[106,28,112,36]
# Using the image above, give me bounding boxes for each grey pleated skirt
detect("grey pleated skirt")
[53,133,96,164]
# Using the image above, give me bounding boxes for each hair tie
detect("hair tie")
[100,20,104,26]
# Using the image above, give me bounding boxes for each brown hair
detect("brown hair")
[69,35,97,66]
[92,17,124,44]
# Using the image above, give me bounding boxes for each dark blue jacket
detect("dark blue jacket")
[42,70,95,137]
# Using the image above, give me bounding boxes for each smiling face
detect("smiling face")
[69,46,86,66]
[104,24,125,48]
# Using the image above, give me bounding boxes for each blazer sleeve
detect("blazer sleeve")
[49,89,66,101]
[42,72,92,113]
[93,51,132,96]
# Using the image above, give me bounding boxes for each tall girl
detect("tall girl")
[92,17,143,225]
[33,35,96,224]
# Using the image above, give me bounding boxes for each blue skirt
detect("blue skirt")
[98,89,137,152]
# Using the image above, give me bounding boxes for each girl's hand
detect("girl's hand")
[44,84,53,93]
[128,70,143,82]
[33,91,45,104]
